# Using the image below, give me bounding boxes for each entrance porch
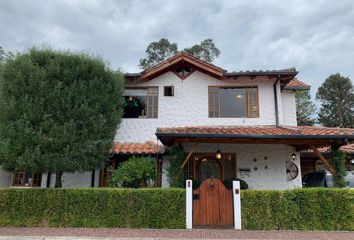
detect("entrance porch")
[156,125,354,190]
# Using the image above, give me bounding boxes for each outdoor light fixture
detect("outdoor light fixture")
[215,149,222,159]
[292,153,296,160]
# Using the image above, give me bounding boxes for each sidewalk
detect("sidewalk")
[0,228,353,240]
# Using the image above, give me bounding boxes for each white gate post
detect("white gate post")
[186,179,193,229]
[233,180,241,230]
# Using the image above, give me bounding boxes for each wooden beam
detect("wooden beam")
[181,143,198,169]
[174,137,333,145]
[309,144,336,176]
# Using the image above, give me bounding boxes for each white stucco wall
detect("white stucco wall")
[0,166,12,187]
[282,90,297,126]
[161,158,171,188]
[116,71,282,143]
[41,170,100,188]
[162,143,302,190]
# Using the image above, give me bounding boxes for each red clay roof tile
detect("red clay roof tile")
[284,78,311,90]
[111,141,165,154]
[156,125,354,137]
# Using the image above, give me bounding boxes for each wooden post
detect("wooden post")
[181,143,198,169]
[309,145,336,176]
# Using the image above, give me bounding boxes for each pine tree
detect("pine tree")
[316,73,354,128]
[0,47,124,187]
[295,90,316,126]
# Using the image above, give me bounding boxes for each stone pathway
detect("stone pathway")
[0,228,353,240]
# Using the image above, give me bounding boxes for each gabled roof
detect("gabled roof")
[140,52,225,80]
[124,52,308,89]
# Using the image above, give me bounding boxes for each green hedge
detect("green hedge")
[242,188,354,231]
[0,188,185,228]
[0,188,353,230]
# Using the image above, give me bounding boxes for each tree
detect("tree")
[316,74,354,128]
[0,46,13,64]
[0,47,124,187]
[139,38,221,69]
[329,146,346,188]
[184,39,221,63]
[139,38,178,69]
[295,90,316,126]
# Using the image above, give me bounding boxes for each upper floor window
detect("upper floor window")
[209,86,259,118]
[12,171,42,187]
[123,87,158,118]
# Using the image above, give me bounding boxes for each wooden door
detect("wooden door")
[193,178,233,228]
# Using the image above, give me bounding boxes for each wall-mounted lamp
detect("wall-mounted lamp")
[292,153,296,160]
[215,149,222,159]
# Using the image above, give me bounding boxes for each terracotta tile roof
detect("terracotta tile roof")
[284,78,311,90]
[316,144,354,153]
[156,125,354,137]
[111,141,165,154]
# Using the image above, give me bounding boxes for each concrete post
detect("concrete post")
[186,179,193,229]
[233,180,241,230]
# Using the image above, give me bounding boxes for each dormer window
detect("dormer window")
[174,66,194,80]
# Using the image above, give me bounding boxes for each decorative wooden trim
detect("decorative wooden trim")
[141,53,225,80]
[309,145,336,176]
[172,68,195,80]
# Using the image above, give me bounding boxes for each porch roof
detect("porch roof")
[111,141,165,155]
[155,125,354,150]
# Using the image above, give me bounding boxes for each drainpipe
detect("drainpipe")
[91,169,95,188]
[273,75,280,126]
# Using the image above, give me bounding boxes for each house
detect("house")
[1,52,353,190]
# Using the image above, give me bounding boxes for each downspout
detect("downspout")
[91,169,95,188]
[273,75,280,126]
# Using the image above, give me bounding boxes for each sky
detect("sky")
[1,0,354,101]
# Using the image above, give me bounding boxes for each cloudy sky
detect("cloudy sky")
[1,0,354,99]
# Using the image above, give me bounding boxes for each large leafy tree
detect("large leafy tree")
[295,90,316,126]
[184,39,220,63]
[316,73,354,128]
[139,38,221,69]
[0,48,124,187]
[139,38,178,69]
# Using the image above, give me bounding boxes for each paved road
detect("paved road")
[0,228,353,240]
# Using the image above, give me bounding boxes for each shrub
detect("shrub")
[0,188,185,228]
[241,188,354,230]
[110,157,156,188]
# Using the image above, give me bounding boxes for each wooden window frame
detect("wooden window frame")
[208,86,259,118]
[123,86,159,119]
[12,171,42,187]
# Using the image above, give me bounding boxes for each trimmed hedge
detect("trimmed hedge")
[0,188,353,230]
[0,188,185,228]
[242,188,354,231]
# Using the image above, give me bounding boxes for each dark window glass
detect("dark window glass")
[164,86,174,96]
[208,87,259,118]
[123,87,158,118]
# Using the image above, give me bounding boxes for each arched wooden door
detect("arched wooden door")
[193,178,233,228]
